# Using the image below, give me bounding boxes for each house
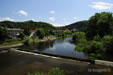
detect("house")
[54,29,72,33]
[29,30,37,37]
[63,29,72,33]
[7,28,24,39]
[55,30,63,33]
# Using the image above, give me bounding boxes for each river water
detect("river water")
[19,37,88,59]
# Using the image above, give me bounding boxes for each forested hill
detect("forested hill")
[0,20,55,30]
[65,20,88,31]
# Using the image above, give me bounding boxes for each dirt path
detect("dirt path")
[0,43,23,49]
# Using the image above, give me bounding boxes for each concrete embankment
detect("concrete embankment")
[95,60,113,67]
[10,48,113,67]
[1,51,113,75]
[10,48,94,64]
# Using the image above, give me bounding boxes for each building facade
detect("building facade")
[7,28,24,39]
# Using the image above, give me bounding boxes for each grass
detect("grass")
[0,39,24,46]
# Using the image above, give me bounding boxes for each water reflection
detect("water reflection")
[19,37,88,59]
[36,41,55,51]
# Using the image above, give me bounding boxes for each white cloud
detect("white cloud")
[0,17,15,21]
[73,17,77,19]
[31,18,36,21]
[50,10,55,14]
[19,10,28,16]
[52,23,65,27]
[89,2,113,10]
[49,17,55,21]
[52,22,71,27]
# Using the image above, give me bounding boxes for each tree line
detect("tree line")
[0,20,56,42]
[72,12,113,59]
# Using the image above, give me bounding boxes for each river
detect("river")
[19,37,88,59]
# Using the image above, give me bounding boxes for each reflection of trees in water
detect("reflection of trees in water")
[19,40,55,52]
[20,37,72,52]
[36,40,55,51]
[19,44,35,52]
[55,39,64,44]
[55,37,72,44]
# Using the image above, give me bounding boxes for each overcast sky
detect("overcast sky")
[0,0,113,27]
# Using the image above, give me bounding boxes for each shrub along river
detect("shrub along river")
[19,37,88,59]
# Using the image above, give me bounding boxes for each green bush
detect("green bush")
[72,32,86,43]
[24,36,33,45]
[28,67,65,75]
[28,72,46,75]
[48,67,64,75]
[102,35,113,53]
[89,41,105,53]
[93,34,101,42]
[78,38,87,43]
[75,37,105,59]
[88,53,102,59]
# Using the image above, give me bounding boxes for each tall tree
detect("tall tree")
[23,26,31,36]
[36,28,45,39]
[87,12,113,39]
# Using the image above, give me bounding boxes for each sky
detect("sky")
[0,0,113,27]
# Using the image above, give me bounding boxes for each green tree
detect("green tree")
[87,12,113,39]
[36,28,45,39]
[18,33,25,40]
[72,32,87,43]
[102,35,113,53]
[23,26,31,36]
[93,34,101,42]
[0,27,9,42]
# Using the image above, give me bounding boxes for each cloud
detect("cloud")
[19,10,28,16]
[73,17,77,19]
[89,2,113,10]
[52,22,71,27]
[50,10,55,14]
[49,17,55,21]
[52,23,65,27]
[31,18,36,21]
[0,17,15,21]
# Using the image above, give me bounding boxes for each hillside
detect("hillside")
[0,20,55,30]
[65,20,88,31]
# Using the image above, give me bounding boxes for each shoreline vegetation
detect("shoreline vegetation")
[72,12,113,60]
[0,36,56,49]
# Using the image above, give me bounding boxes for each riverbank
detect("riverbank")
[0,43,23,49]
[0,51,112,75]
[0,36,56,49]
[37,36,56,42]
